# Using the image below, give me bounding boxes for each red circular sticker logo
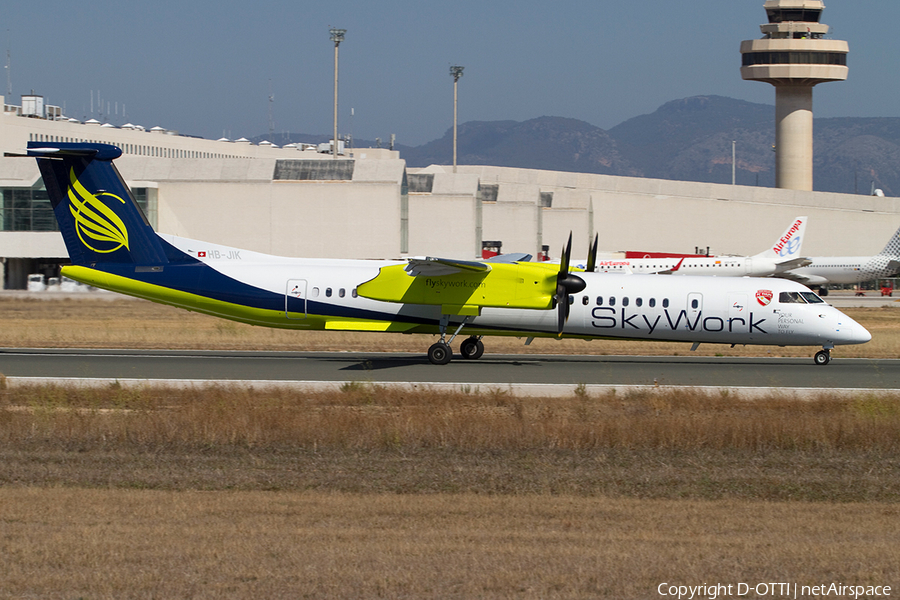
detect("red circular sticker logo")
[756,290,773,306]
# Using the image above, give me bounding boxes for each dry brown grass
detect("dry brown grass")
[1,488,897,599]
[2,384,898,500]
[1,294,898,357]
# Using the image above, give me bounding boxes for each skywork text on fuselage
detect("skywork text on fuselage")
[591,308,767,335]
[425,278,486,290]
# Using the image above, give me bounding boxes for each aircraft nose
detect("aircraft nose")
[833,314,871,345]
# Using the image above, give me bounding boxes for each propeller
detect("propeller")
[586,232,599,273]
[553,232,586,334]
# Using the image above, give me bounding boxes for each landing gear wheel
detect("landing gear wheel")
[459,336,485,360]
[814,350,831,366]
[428,342,453,365]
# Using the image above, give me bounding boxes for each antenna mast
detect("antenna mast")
[5,41,11,100]
[268,79,275,141]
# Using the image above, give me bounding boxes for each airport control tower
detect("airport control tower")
[740,1,848,191]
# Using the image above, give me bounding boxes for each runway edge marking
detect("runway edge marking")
[2,377,897,399]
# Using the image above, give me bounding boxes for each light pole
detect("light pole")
[330,28,346,159]
[732,140,736,185]
[450,65,464,173]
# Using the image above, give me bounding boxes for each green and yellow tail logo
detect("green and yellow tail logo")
[67,167,130,254]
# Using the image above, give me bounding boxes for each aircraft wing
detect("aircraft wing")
[777,271,809,282]
[774,257,812,272]
[405,257,491,277]
[359,256,560,314]
[484,252,533,263]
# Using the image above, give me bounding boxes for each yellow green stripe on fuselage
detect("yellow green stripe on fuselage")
[60,265,573,339]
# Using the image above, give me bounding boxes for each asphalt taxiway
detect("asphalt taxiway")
[1,348,898,397]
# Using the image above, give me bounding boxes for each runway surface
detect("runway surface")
[1,348,899,394]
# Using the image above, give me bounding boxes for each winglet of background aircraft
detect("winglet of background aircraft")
[658,257,685,274]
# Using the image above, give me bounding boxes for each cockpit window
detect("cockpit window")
[779,291,807,304]
[800,291,825,304]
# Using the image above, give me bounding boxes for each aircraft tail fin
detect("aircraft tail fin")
[754,216,807,263]
[28,142,170,267]
[878,224,900,257]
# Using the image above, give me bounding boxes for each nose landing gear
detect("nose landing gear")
[814,348,831,366]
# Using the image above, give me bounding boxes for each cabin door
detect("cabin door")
[286,279,308,319]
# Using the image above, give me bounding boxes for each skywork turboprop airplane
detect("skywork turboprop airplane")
[587,216,809,276]
[28,142,870,366]
[776,223,900,292]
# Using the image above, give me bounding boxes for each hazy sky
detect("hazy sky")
[5,1,897,146]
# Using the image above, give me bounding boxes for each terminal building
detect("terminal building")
[0,1,898,289]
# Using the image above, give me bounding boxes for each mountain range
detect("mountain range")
[256,95,900,196]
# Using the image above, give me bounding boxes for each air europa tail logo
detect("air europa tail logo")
[66,167,130,253]
[772,220,803,257]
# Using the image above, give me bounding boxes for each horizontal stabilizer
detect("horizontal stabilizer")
[27,144,124,160]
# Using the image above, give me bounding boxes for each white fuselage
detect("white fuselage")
[166,235,870,349]
[783,255,898,286]
[591,256,782,277]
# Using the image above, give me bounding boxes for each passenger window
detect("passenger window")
[339,288,346,298]
[609,297,616,307]
[662,298,669,308]
[352,288,358,298]
[311,287,320,298]
[649,298,656,308]
[636,297,643,307]
[568,296,575,305]
[325,287,332,297]
[691,299,699,309]
[596,297,603,306]
[622,297,629,307]
[582,295,589,305]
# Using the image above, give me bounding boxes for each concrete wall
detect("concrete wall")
[406,171,480,258]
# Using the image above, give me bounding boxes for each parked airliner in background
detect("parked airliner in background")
[28,142,870,365]
[585,217,809,277]
[776,223,900,293]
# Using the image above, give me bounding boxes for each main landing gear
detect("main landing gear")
[427,315,484,365]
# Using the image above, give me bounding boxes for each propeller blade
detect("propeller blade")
[586,233,599,273]
[553,232,586,334]
[558,296,567,334]
[559,232,572,275]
